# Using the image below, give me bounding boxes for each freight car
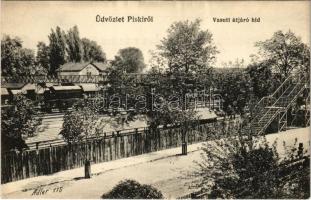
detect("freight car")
[43,85,83,112]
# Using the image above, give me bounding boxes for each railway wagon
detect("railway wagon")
[43,85,83,112]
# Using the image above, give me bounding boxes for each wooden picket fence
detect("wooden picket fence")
[1,119,240,184]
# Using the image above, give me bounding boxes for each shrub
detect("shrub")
[190,136,310,199]
[101,179,163,199]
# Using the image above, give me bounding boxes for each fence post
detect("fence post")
[49,145,53,174]
[182,127,187,155]
[298,143,304,158]
[84,160,91,178]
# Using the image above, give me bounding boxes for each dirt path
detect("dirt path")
[2,127,309,199]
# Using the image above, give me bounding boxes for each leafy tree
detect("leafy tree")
[145,81,199,154]
[147,100,197,130]
[255,30,309,79]
[19,48,37,74]
[81,38,106,62]
[61,110,85,144]
[48,26,66,75]
[106,68,139,101]
[148,50,167,74]
[65,25,84,62]
[158,19,218,74]
[60,100,101,178]
[298,43,310,80]
[165,107,199,155]
[1,35,37,76]
[222,58,245,69]
[144,68,199,128]
[101,179,163,199]
[214,70,252,116]
[1,95,42,152]
[1,35,23,76]
[106,61,146,110]
[112,47,146,73]
[105,48,145,102]
[246,60,276,100]
[36,41,50,73]
[61,100,99,144]
[190,136,310,199]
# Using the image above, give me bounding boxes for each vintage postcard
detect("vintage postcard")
[1,1,310,199]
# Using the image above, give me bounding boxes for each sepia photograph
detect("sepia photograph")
[1,1,310,199]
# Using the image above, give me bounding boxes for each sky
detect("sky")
[1,1,310,69]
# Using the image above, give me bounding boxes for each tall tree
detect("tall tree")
[65,25,84,62]
[158,19,218,74]
[1,35,22,76]
[60,100,101,178]
[214,70,252,115]
[247,60,277,100]
[1,35,36,76]
[1,95,42,152]
[48,26,66,75]
[299,44,310,79]
[36,41,50,73]
[112,47,146,73]
[255,30,309,79]
[20,48,34,72]
[81,38,106,62]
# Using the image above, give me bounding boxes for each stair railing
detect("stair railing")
[249,74,296,124]
[245,73,306,135]
[256,74,306,134]
[258,83,305,135]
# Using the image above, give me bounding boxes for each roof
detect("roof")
[92,62,110,72]
[99,115,148,132]
[46,83,55,88]
[195,108,217,120]
[22,83,36,91]
[57,62,90,72]
[79,84,99,92]
[10,89,24,95]
[36,86,48,94]
[51,85,82,91]
[1,83,25,89]
[1,88,9,96]
[57,62,109,72]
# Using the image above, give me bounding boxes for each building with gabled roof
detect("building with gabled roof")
[57,62,110,76]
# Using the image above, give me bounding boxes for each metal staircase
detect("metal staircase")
[244,73,309,135]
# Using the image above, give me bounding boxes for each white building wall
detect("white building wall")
[58,71,79,76]
[79,64,100,76]
[58,64,100,76]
